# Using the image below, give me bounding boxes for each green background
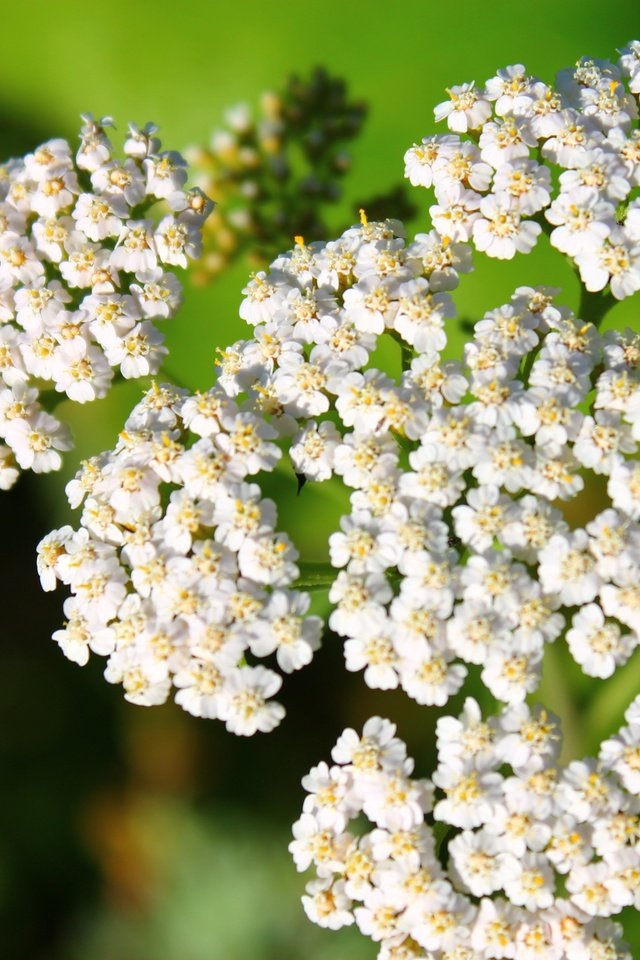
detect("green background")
[1,1,640,957]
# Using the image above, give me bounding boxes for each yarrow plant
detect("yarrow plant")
[0,115,211,488]
[40,43,640,726]
[28,37,640,955]
[291,696,640,958]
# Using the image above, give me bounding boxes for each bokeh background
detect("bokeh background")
[2,2,640,957]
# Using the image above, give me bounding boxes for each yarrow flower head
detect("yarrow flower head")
[291,697,640,957]
[210,213,640,709]
[0,115,212,488]
[37,382,322,734]
[404,42,640,298]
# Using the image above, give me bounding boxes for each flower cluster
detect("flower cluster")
[291,697,640,958]
[0,115,211,488]
[215,215,640,708]
[37,382,322,734]
[405,41,640,296]
[188,68,366,283]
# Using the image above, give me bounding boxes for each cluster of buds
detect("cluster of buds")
[292,696,640,959]
[405,41,640,296]
[0,115,211,488]
[215,215,640,707]
[187,68,367,282]
[37,382,321,735]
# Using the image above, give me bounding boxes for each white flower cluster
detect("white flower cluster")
[37,382,322,735]
[291,697,640,958]
[0,115,211,488]
[218,217,640,708]
[405,41,640,295]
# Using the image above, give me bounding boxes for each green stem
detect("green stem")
[534,210,617,331]
[389,330,414,373]
[38,386,69,413]
[520,346,539,387]
[537,642,584,762]
[294,560,336,592]
[400,342,413,373]
[532,211,554,240]
[577,285,617,329]
[582,648,640,752]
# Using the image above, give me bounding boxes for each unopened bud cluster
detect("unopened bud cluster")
[188,68,366,282]
[0,115,211,487]
[292,696,640,958]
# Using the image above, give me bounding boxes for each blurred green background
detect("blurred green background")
[2,2,640,957]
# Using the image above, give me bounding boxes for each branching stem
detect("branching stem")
[577,286,617,329]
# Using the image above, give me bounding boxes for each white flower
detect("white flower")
[481,635,543,704]
[398,639,467,706]
[496,703,561,773]
[302,878,354,929]
[290,419,341,481]
[546,187,615,256]
[599,724,640,794]
[51,338,113,403]
[576,234,640,298]
[472,196,540,259]
[404,135,458,188]
[449,829,519,896]
[492,159,551,215]
[393,285,454,353]
[573,411,635,473]
[479,117,537,167]
[566,604,637,678]
[471,898,520,959]
[436,698,497,771]
[566,862,618,917]
[249,590,322,673]
[4,410,71,472]
[72,193,122,240]
[433,763,503,829]
[429,184,481,242]
[434,84,492,133]
[332,716,407,772]
[344,612,399,690]
[217,665,285,736]
[503,853,555,911]
[359,770,432,831]
[485,63,531,113]
[538,531,601,606]
[452,484,513,551]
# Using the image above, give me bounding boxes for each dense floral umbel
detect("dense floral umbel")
[291,697,640,958]
[37,382,321,734]
[405,41,640,296]
[0,116,211,488]
[218,216,640,707]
